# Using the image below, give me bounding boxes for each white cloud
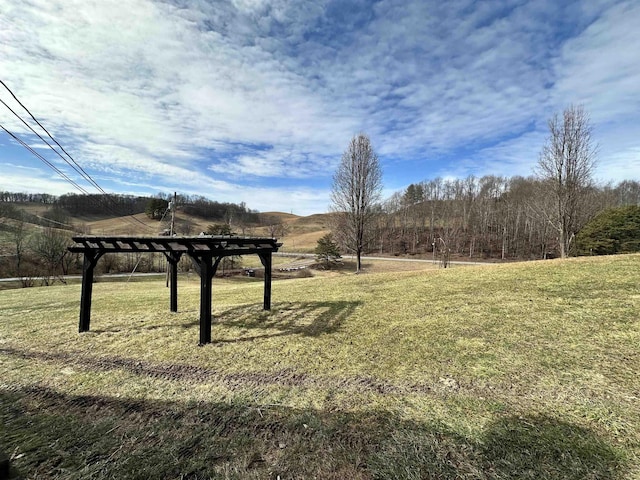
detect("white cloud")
[1,0,639,215]
[0,162,77,195]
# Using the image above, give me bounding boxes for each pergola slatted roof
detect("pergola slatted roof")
[69,235,282,344]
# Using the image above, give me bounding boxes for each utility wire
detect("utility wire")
[0,79,101,193]
[0,96,152,231]
[0,123,91,195]
[33,214,76,229]
[2,121,151,232]
[0,97,105,194]
[0,80,154,232]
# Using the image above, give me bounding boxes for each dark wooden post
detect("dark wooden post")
[79,251,103,333]
[166,253,182,312]
[197,255,222,345]
[199,254,213,345]
[259,251,273,310]
[170,259,178,312]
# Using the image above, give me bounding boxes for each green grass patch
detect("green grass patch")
[1,255,639,478]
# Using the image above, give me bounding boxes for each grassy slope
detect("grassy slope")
[2,203,329,256]
[82,209,331,245]
[255,212,330,252]
[1,255,639,479]
[84,213,170,235]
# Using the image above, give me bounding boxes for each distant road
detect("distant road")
[0,272,166,283]
[0,255,492,283]
[275,252,492,266]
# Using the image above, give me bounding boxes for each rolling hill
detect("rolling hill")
[1,202,331,253]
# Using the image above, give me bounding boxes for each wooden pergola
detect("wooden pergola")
[68,235,282,344]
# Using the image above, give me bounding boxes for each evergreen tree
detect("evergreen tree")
[315,233,342,269]
[576,206,640,255]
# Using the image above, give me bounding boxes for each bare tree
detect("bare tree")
[11,214,28,277]
[263,216,290,238]
[331,133,383,272]
[536,105,597,258]
[30,227,71,285]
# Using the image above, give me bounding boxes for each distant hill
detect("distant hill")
[1,201,330,253]
[254,212,331,252]
[259,212,300,223]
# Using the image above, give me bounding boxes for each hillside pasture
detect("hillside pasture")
[75,210,329,250]
[1,255,639,478]
[1,203,332,262]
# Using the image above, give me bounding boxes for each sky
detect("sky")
[1,0,639,216]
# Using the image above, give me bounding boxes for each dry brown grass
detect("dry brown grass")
[259,211,300,223]
[81,210,331,250]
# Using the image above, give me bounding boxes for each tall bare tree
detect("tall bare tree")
[536,104,597,258]
[331,133,383,272]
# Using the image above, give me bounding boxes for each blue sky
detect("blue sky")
[1,0,639,215]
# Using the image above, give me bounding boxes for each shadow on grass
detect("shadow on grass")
[92,300,360,342]
[212,300,361,343]
[1,385,627,480]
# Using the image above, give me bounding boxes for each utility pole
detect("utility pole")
[170,191,176,237]
[166,192,177,288]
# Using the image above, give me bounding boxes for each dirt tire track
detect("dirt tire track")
[1,346,434,395]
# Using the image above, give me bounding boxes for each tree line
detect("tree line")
[169,194,260,224]
[371,175,639,261]
[0,191,260,224]
[0,192,57,203]
[330,107,640,266]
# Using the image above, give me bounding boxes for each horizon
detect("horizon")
[1,0,639,216]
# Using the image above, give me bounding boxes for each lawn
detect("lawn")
[1,254,639,479]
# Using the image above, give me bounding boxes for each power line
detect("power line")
[0,80,154,232]
[1,121,151,232]
[0,97,105,194]
[33,214,76,229]
[0,96,154,231]
[0,79,101,193]
[0,123,91,195]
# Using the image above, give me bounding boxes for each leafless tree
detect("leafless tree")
[331,133,383,272]
[536,105,597,258]
[613,180,640,206]
[30,227,71,285]
[264,217,289,238]
[10,214,28,277]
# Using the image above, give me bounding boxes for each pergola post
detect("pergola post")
[197,255,222,345]
[79,251,103,333]
[165,253,182,312]
[199,255,212,345]
[259,251,273,310]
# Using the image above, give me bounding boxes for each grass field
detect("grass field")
[1,255,639,479]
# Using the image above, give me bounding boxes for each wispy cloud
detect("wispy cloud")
[1,0,639,214]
